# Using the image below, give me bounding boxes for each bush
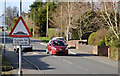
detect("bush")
[98,39,105,46]
[109,47,120,60]
[105,29,120,47]
[13,18,18,26]
[88,29,108,46]
[94,29,108,45]
[88,32,95,45]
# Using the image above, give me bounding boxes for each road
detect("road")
[0,31,118,75]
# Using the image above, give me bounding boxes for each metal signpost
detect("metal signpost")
[9,1,32,75]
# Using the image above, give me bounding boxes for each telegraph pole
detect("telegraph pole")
[3,0,6,57]
[33,8,35,37]
[46,2,48,37]
[61,4,62,36]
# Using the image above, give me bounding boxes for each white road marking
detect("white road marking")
[63,59,73,64]
[77,65,89,72]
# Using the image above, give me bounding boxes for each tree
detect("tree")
[5,6,18,27]
[99,1,120,39]
[29,1,57,37]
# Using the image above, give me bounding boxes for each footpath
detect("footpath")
[2,47,42,76]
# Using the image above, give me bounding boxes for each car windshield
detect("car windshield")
[53,41,65,46]
[57,38,64,40]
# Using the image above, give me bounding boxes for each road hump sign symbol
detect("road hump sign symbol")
[9,17,32,37]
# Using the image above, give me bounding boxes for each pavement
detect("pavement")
[2,46,43,76]
[69,49,118,68]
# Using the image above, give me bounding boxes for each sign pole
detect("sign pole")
[18,0,22,76]
[18,45,22,76]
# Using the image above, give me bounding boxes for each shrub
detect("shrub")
[88,29,108,46]
[109,47,120,60]
[94,29,108,45]
[105,29,120,47]
[98,39,105,46]
[13,18,18,26]
[88,32,95,45]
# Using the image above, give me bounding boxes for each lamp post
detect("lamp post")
[46,2,48,37]
[61,4,62,36]
[3,0,6,57]
[54,1,62,36]
[33,8,35,37]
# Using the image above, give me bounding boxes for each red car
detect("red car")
[46,40,68,55]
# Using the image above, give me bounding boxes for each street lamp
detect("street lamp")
[3,0,6,57]
[33,8,35,37]
[46,2,48,37]
[54,1,62,36]
[61,3,62,36]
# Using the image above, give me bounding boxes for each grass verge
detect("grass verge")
[2,57,13,71]
[34,37,50,43]
[2,57,13,75]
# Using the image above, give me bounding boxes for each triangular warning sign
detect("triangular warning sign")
[9,17,32,37]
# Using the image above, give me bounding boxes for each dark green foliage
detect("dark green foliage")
[29,2,57,37]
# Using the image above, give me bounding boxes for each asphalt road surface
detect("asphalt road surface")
[0,31,118,75]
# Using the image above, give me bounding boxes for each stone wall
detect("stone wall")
[67,40,109,57]
[78,44,93,54]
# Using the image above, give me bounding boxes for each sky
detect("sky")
[0,0,35,24]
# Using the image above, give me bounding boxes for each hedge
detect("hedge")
[109,47,120,61]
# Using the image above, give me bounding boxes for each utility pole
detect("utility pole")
[67,2,70,41]
[46,2,48,37]
[18,0,22,76]
[3,0,6,57]
[33,8,35,37]
[61,4,62,36]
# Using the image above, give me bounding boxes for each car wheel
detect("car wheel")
[29,47,32,51]
[14,48,16,51]
[46,49,49,54]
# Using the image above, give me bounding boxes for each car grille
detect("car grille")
[57,48,65,51]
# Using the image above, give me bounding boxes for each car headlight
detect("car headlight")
[65,47,68,50]
[52,47,56,50]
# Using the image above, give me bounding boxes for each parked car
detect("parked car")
[14,41,33,52]
[51,37,66,43]
[46,40,68,55]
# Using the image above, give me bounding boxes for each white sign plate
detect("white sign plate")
[13,38,30,46]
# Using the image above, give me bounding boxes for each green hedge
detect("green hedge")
[109,47,120,61]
